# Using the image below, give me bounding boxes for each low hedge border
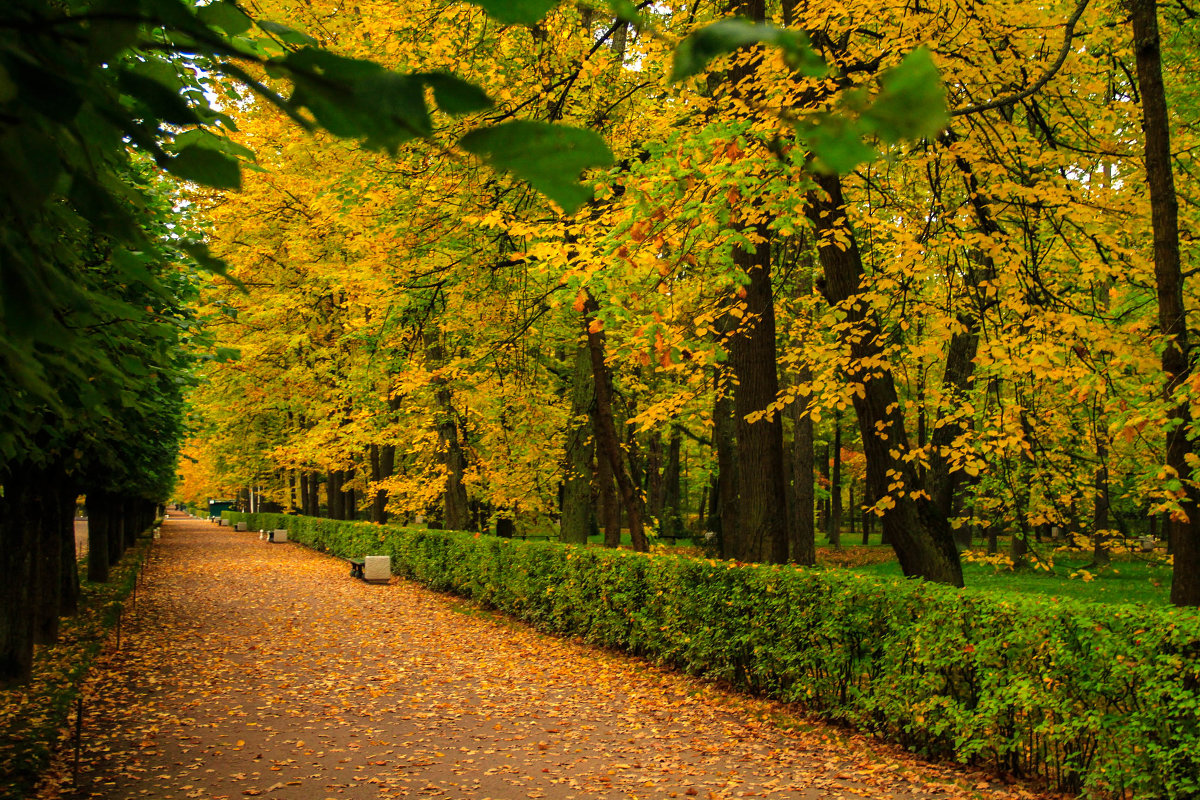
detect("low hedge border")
[0,523,158,800]
[227,511,1200,798]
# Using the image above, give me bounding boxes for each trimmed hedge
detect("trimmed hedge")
[227,511,1200,798]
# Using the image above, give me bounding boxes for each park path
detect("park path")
[40,514,1036,800]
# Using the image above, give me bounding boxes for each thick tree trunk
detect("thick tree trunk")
[327,471,344,520]
[107,492,124,566]
[0,467,36,686]
[662,426,684,539]
[87,492,110,583]
[827,412,842,546]
[341,470,357,521]
[34,471,61,645]
[807,173,964,586]
[596,437,621,547]
[1130,0,1199,606]
[561,340,595,545]
[788,367,817,565]
[728,237,790,564]
[59,484,79,616]
[713,374,739,556]
[583,294,647,551]
[308,473,322,516]
[369,445,395,524]
[1092,439,1112,567]
[646,432,665,526]
[123,496,138,548]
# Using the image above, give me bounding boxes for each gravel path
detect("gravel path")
[40,513,1037,800]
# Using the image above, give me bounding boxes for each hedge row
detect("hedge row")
[225,511,1200,798]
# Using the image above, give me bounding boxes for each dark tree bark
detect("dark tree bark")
[58,484,79,617]
[326,470,340,519]
[561,340,595,545]
[827,411,842,546]
[308,473,322,517]
[123,496,138,548]
[661,426,684,539]
[1091,438,1112,567]
[596,431,621,547]
[713,373,739,555]
[646,431,665,526]
[343,476,357,521]
[0,467,37,685]
[1130,0,1200,606]
[788,366,817,565]
[728,238,790,564]
[582,294,647,551]
[369,444,396,524]
[807,173,964,586]
[107,492,124,566]
[33,473,61,646]
[87,491,110,583]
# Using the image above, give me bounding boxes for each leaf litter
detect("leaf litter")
[35,513,1056,800]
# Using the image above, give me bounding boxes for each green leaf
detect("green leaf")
[861,48,948,143]
[257,19,318,46]
[172,128,255,160]
[797,115,876,174]
[464,0,559,24]
[671,18,825,82]
[285,49,431,149]
[164,145,241,189]
[198,1,254,35]
[0,62,16,103]
[419,73,492,114]
[117,71,203,126]
[459,121,612,213]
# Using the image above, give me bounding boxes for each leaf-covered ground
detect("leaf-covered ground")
[39,514,1049,800]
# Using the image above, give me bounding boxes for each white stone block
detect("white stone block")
[219,519,228,526]
[363,555,390,582]
[235,522,247,532]
[271,529,288,543]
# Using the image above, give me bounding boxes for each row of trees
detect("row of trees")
[180,0,1200,605]
[0,0,666,685]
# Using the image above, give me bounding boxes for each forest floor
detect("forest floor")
[37,513,1051,800]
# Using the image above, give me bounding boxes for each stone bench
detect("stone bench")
[347,555,390,584]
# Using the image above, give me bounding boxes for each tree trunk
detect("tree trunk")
[714,373,739,556]
[728,236,790,564]
[87,491,110,582]
[827,411,842,546]
[1130,0,1199,606]
[662,426,684,539]
[596,434,621,547]
[583,294,647,551]
[562,340,595,545]
[33,471,61,646]
[646,431,665,527]
[807,173,964,586]
[58,484,79,616]
[1092,435,1112,567]
[369,445,395,524]
[788,367,816,565]
[107,492,124,566]
[327,470,342,519]
[0,467,37,686]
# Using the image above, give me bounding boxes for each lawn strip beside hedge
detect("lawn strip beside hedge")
[227,511,1200,798]
[0,525,157,800]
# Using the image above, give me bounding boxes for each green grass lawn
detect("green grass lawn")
[852,554,1173,605]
